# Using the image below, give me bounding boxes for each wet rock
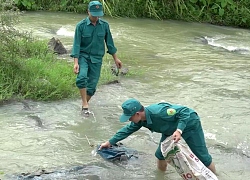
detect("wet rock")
[194,36,209,44]
[105,80,120,85]
[27,115,45,128]
[120,67,129,75]
[111,64,129,76]
[230,48,249,54]
[48,37,67,54]
[12,165,101,180]
[21,100,31,110]
[18,169,54,179]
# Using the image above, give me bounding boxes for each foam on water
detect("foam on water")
[204,36,250,54]
[56,27,74,37]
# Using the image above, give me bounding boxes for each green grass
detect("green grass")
[0,42,142,102]
[0,55,76,101]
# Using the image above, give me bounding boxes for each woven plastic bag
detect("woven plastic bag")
[161,136,218,180]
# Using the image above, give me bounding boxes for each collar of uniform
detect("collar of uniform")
[145,107,153,124]
[86,17,103,25]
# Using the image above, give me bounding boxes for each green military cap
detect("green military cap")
[120,98,142,122]
[88,1,104,17]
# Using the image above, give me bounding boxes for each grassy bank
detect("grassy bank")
[0,2,76,102]
[0,49,130,102]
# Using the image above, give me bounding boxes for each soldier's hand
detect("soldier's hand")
[114,58,122,69]
[73,64,79,74]
[172,130,182,143]
[98,141,111,150]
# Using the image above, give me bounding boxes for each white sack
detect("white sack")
[161,136,218,180]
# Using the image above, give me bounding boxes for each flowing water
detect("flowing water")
[0,11,250,180]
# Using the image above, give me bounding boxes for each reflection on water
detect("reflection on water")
[0,11,250,180]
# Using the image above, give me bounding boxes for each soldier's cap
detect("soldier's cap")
[88,1,104,17]
[120,98,142,122]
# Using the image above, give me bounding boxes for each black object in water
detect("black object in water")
[96,143,139,162]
